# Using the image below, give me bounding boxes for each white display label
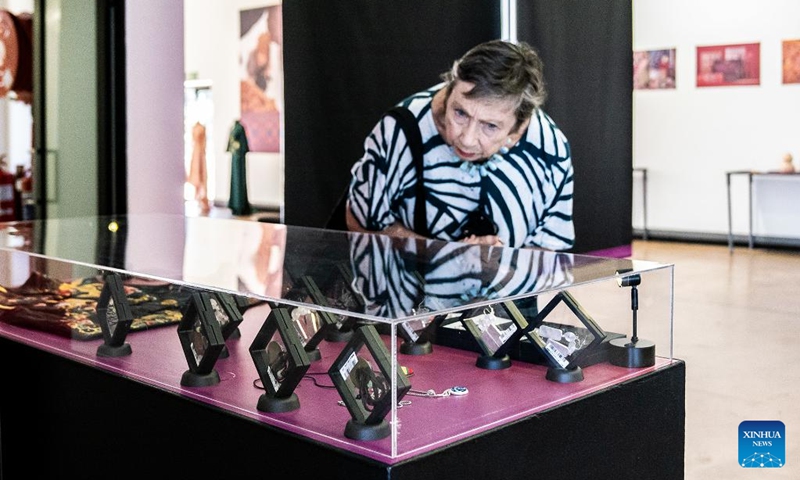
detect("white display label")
[339,351,358,380]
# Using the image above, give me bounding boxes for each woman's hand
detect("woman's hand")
[346,202,427,239]
[460,234,503,246]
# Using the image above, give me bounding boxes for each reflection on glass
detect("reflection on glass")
[348,233,576,320]
[0,215,652,322]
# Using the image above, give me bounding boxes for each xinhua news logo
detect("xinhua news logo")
[739,420,785,468]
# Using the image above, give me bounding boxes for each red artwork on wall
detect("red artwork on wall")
[783,39,800,85]
[696,43,760,87]
[633,48,676,90]
[239,5,283,153]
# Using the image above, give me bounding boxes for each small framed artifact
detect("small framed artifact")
[398,315,438,355]
[523,291,607,383]
[327,325,411,441]
[460,300,529,370]
[95,272,134,357]
[287,304,336,362]
[178,291,226,387]
[207,292,245,358]
[249,307,312,412]
[301,275,356,343]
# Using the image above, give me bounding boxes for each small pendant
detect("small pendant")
[448,386,469,396]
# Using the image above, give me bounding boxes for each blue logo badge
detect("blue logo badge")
[739,420,785,468]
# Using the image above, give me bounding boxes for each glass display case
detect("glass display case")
[0,214,676,464]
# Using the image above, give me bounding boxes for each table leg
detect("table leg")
[727,172,733,251]
[642,169,648,240]
[748,173,754,249]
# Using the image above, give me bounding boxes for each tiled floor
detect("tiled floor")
[629,240,800,478]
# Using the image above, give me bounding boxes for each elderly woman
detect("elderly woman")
[345,40,574,251]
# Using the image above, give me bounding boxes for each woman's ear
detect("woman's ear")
[508,117,531,145]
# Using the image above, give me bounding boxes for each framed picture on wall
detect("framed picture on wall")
[782,39,800,85]
[696,43,760,87]
[239,3,283,153]
[633,48,676,90]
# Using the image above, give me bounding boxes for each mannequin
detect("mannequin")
[187,122,210,213]
[227,120,252,216]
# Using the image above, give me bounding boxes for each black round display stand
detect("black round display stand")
[609,337,656,368]
[305,347,322,362]
[344,419,391,441]
[476,354,511,370]
[400,340,432,356]
[180,369,220,387]
[228,327,242,340]
[325,328,354,343]
[219,345,230,359]
[96,343,132,358]
[546,366,584,383]
[257,392,301,413]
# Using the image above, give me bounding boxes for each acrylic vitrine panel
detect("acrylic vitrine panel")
[0,215,669,322]
[0,215,675,463]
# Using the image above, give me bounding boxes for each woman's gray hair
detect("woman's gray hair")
[441,40,547,133]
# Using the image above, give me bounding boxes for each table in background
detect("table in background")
[726,170,800,251]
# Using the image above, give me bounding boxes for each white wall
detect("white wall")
[184,0,283,211]
[633,0,800,241]
[124,0,186,277]
[126,0,185,216]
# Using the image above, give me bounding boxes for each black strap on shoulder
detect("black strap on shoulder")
[385,106,428,237]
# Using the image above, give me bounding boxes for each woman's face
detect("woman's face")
[443,80,522,161]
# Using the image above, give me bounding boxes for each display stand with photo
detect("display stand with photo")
[285,304,336,362]
[398,315,440,356]
[327,325,411,441]
[177,291,226,387]
[523,291,609,383]
[460,300,529,370]
[249,307,312,413]
[301,275,356,343]
[207,292,245,358]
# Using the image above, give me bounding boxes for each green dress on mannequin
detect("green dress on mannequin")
[227,120,252,216]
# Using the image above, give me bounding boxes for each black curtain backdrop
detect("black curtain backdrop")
[518,0,633,253]
[283,1,500,229]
